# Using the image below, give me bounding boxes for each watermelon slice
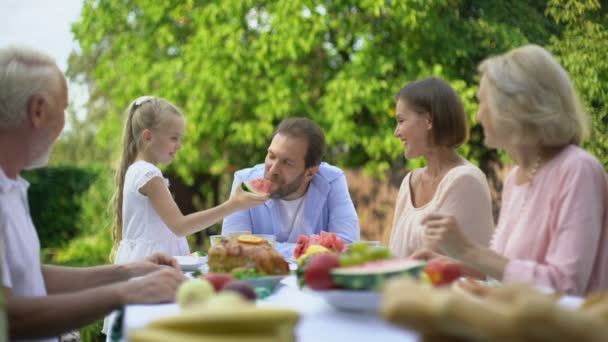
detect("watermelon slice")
[241,178,271,194]
[294,235,310,259]
[330,259,427,290]
[293,232,345,258]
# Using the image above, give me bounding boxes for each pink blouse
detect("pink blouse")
[492,145,608,295]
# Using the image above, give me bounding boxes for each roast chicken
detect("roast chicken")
[208,239,289,276]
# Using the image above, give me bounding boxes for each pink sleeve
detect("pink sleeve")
[438,171,494,246]
[503,157,606,295]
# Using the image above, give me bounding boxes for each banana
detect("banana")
[129,327,287,342]
[146,306,300,336]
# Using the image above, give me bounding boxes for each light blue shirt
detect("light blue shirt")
[222,162,360,257]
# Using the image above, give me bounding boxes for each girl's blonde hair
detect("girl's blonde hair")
[478,44,589,147]
[110,96,182,261]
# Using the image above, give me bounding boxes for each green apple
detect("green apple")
[203,292,252,310]
[176,279,215,308]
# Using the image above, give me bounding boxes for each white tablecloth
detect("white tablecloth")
[123,275,419,342]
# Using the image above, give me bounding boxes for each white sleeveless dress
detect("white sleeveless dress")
[103,161,189,337]
[115,160,189,263]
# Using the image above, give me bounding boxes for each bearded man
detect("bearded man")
[222,117,360,256]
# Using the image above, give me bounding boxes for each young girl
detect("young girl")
[110,95,269,263]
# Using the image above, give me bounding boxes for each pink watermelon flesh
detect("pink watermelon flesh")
[242,178,271,194]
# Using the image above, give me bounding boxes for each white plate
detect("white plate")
[174,256,207,272]
[313,289,382,312]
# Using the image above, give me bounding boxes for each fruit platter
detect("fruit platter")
[294,234,432,312]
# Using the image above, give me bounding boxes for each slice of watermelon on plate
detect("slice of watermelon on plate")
[242,178,272,194]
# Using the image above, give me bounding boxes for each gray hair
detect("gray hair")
[0,46,62,129]
[479,44,589,147]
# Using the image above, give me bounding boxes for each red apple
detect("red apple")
[423,259,462,286]
[222,280,257,301]
[202,273,235,292]
[304,254,340,290]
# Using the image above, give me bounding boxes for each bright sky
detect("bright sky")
[0,0,83,71]
[0,0,86,125]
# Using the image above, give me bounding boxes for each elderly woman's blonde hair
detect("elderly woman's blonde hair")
[478,44,589,147]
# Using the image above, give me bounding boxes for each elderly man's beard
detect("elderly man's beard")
[266,171,307,199]
[25,133,55,170]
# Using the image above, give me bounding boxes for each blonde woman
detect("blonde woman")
[389,77,494,257]
[413,45,608,296]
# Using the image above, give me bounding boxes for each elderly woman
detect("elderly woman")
[388,77,494,258]
[414,45,608,296]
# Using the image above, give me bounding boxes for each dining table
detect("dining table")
[119,274,421,342]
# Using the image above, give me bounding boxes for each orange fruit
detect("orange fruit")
[237,234,265,245]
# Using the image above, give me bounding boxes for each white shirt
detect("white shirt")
[0,167,57,342]
[276,195,306,242]
[114,161,189,265]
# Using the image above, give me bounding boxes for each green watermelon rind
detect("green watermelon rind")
[241,179,267,195]
[329,260,426,291]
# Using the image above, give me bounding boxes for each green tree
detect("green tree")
[68,0,555,183]
[547,0,608,167]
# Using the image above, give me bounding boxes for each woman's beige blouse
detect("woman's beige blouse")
[388,163,494,258]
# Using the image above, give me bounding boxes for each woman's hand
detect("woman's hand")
[229,183,270,210]
[408,247,444,261]
[421,213,474,260]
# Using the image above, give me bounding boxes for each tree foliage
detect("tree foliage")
[22,166,103,248]
[547,0,608,168]
[68,0,559,182]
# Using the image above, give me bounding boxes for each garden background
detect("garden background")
[22,1,607,340]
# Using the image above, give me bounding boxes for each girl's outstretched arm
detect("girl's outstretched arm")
[141,177,268,236]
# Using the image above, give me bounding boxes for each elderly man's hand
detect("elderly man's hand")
[126,253,181,278]
[145,252,180,271]
[118,267,186,305]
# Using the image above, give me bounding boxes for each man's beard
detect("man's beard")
[267,171,306,199]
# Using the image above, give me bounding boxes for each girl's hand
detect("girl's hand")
[421,213,473,260]
[230,183,270,210]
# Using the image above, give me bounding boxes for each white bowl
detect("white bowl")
[313,289,381,312]
[241,275,286,290]
[174,255,207,272]
[209,235,228,247]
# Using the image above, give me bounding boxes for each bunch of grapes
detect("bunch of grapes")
[338,242,392,267]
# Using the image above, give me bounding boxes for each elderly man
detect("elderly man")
[222,117,360,257]
[0,46,185,342]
